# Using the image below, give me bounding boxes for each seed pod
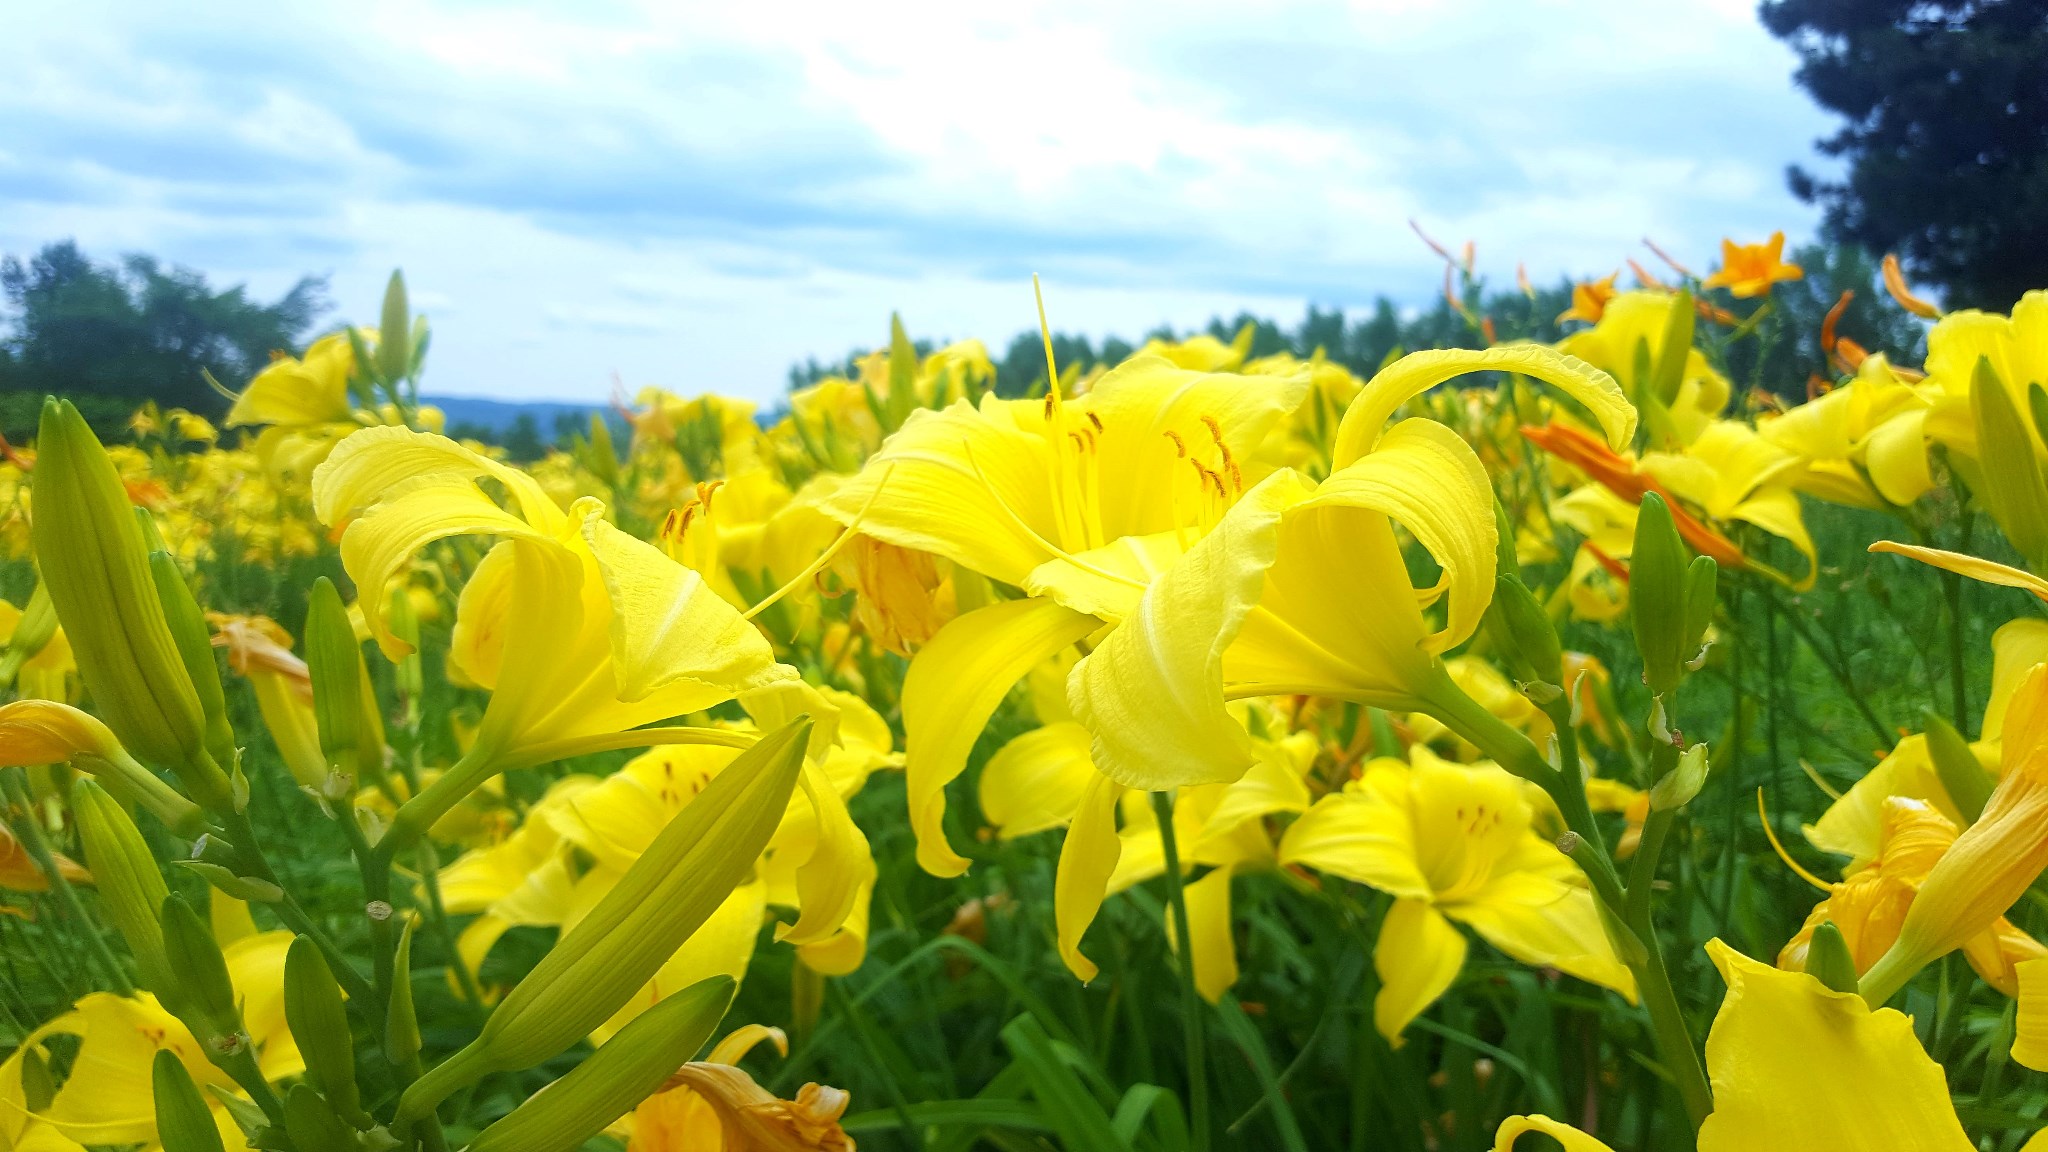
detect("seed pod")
[282,1084,357,1152]
[148,551,236,774]
[467,976,735,1152]
[71,777,175,996]
[1924,709,1994,824]
[396,718,811,1125]
[159,892,245,1052]
[386,915,422,1066]
[3,700,204,834]
[285,936,369,1126]
[1972,357,2048,573]
[1804,921,1860,994]
[151,1049,226,1152]
[1630,493,1691,696]
[30,399,219,804]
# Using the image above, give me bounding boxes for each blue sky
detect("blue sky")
[0,0,1834,403]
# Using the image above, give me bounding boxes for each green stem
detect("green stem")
[1,771,135,997]
[1152,790,1211,1152]
[1428,681,1714,1130]
[219,810,376,1008]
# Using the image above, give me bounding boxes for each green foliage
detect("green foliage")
[1763,0,2048,309]
[0,240,326,438]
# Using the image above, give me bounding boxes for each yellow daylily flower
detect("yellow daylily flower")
[1921,290,2048,459]
[629,1032,855,1152]
[1638,419,1817,587]
[1037,727,1314,989]
[822,355,1312,873]
[1700,231,1804,298]
[445,686,895,1033]
[1279,750,1634,1042]
[2016,956,2048,1071]
[1496,940,1979,1151]
[0,929,301,1151]
[1761,354,1936,508]
[1803,615,2048,866]
[1558,291,1730,444]
[311,427,797,834]
[1777,796,2045,995]
[1069,346,1634,793]
[1863,661,2048,1002]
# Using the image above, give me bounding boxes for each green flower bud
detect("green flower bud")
[152,1049,227,1152]
[1924,709,1993,824]
[1650,743,1711,812]
[175,860,284,904]
[1491,574,1561,685]
[1972,357,2048,574]
[148,551,236,774]
[285,936,369,1127]
[378,271,412,386]
[306,578,377,798]
[71,776,174,995]
[883,312,918,433]
[1681,554,1718,661]
[386,914,422,1066]
[282,1084,357,1152]
[1804,921,1860,995]
[397,718,811,1125]
[1650,288,1695,408]
[31,399,218,799]
[385,582,424,703]
[1630,493,1691,696]
[20,1047,55,1112]
[467,975,735,1152]
[0,581,58,687]
[160,892,246,1053]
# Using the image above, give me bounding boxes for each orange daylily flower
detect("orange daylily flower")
[1520,421,1748,569]
[1702,232,1804,299]
[1558,273,1619,324]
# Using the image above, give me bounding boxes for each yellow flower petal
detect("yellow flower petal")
[2016,955,2048,1072]
[1278,787,1432,902]
[1181,864,1238,1004]
[1869,540,2048,602]
[1333,344,1633,468]
[1493,1115,1618,1151]
[1447,873,1635,1001]
[979,722,1099,839]
[1373,898,1467,1044]
[1056,772,1125,983]
[1986,618,2048,743]
[1070,471,1303,790]
[1696,939,1972,1152]
[901,597,1098,876]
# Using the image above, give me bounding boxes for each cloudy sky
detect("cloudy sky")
[0,0,1833,404]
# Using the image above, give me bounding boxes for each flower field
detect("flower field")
[4,242,2047,1151]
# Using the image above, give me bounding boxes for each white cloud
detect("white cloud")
[0,0,1834,402]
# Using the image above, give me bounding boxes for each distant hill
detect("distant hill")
[424,395,615,435]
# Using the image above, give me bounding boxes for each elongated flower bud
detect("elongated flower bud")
[151,1050,227,1152]
[31,398,227,809]
[0,581,58,687]
[286,935,369,1126]
[397,718,811,1125]
[1972,357,2048,573]
[1491,574,1561,685]
[148,551,236,774]
[305,578,375,798]
[387,914,422,1065]
[71,777,175,996]
[160,892,246,1053]
[2,700,203,834]
[1804,921,1859,994]
[378,271,412,385]
[282,1084,357,1152]
[1630,493,1691,695]
[1924,709,1993,823]
[466,976,735,1152]
[1681,555,1717,658]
